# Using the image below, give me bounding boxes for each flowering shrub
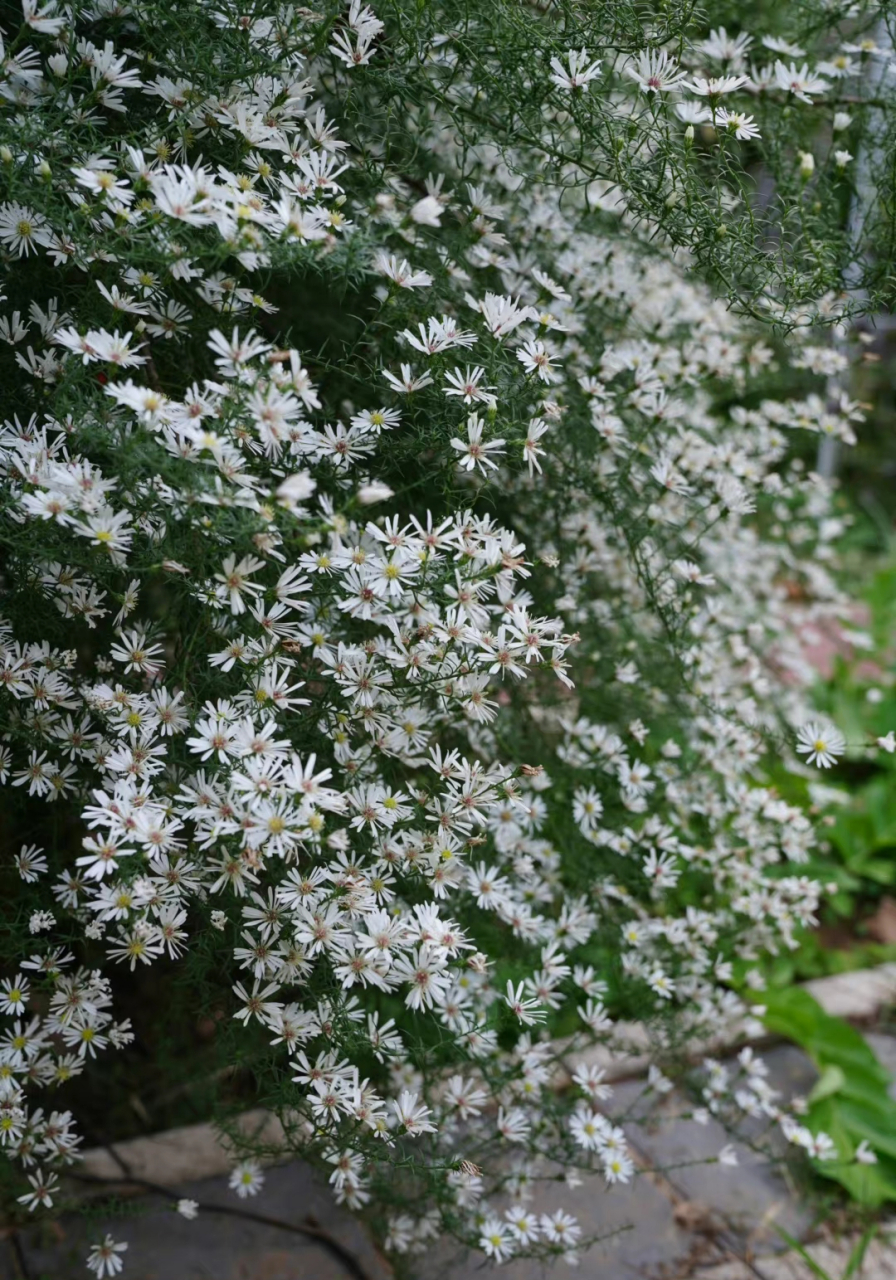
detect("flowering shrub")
[0,0,892,1272]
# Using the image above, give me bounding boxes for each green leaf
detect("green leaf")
[758,988,896,1206]
[772,1225,833,1280]
[856,858,896,885]
[843,1226,878,1280]
[808,1064,845,1103]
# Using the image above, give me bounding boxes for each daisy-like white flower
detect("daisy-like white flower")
[229,1158,265,1197]
[504,979,545,1025]
[373,253,432,289]
[625,49,687,93]
[516,338,560,384]
[480,1218,515,1262]
[699,27,753,65]
[687,74,749,98]
[450,413,506,474]
[86,1235,128,1278]
[761,35,806,57]
[0,974,30,1015]
[795,721,845,768]
[774,60,830,102]
[715,108,761,140]
[676,102,713,124]
[382,363,434,394]
[0,203,53,257]
[443,365,496,406]
[549,48,603,91]
[391,1089,437,1135]
[522,417,549,475]
[17,1169,59,1211]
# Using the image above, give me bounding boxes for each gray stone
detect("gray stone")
[440,1162,695,1279]
[609,1075,813,1251]
[15,1162,389,1280]
[865,1033,896,1098]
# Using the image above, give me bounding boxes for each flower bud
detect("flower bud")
[798,151,814,180]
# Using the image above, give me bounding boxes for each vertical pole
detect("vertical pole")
[816,19,892,479]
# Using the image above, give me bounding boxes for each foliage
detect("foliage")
[762,987,896,1207]
[1,0,895,1274]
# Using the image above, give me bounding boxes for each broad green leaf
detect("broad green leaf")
[808,1065,845,1103]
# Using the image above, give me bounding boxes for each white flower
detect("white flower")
[229,1159,265,1198]
[17,1170,59,1211]
[504,979,545,1025]
[86,1235,128,1279]
[715,109,761,140]
[391,1090,437,1135]
[516,338,560,383]
[176,1198,199,1218]
[687,74,749,97]
[356,481,394,504]
[276,472,317,506]
[450,413,506,474]
[549,49,603,92]
[625,49,687,93]
[774,60,830,102]
[443,365,496,405]
[374,253,433,289]
[409,196,443,226]
[699,28,753,65]
[0,203,52,257]
[480,1218,515,1262]
[795,721,845,768]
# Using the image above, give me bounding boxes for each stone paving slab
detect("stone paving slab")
[865,1032,896,1096]
[10,1162,390,1280]
[607,1051,816,1250]
[3,997,894,1280]
[443,1164,695,1280]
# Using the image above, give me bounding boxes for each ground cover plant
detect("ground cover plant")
[2,0,896,1274]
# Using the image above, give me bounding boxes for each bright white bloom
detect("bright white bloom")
[549,49,603,91]
[774,60,830,101]
[795,721,845,768]
[625,49,687,93]
[450,413,506,474]
[86,1235,128,1278]
[229,1159,265,1198]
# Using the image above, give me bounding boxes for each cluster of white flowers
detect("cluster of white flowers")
[0,0,885,1272]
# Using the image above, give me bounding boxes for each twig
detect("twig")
[8,1232,32,1280]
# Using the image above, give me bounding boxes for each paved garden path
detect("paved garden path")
[3,1033,894,1280]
